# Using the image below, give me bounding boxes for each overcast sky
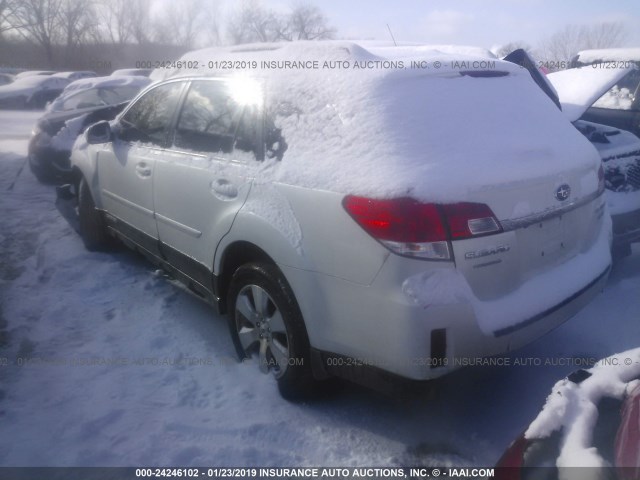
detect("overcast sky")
[261,0,640,51]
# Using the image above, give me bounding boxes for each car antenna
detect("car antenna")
[386,24,397,47]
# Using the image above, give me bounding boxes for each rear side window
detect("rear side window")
[120,82,183,146]
[592,70,640,111]
[173,80,262,160]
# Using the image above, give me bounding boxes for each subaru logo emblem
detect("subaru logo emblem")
[555,184,571,202]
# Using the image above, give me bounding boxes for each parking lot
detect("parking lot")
[0,109,639,467]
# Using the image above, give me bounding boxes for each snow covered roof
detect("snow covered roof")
[547,65,634,122]
[148,41,600,203]
[363,43,496,59]
[14,70,55,79]
[574,48,640,65]
[111,68,152,77]
[0,75,65,91]
[61,75,151,94]
[51,71,97,80]
[150,41,501,83]
[525,347,640,468]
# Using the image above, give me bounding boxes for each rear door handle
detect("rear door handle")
[210,178,238,200]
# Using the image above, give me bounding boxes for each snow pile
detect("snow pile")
[525,347,640,471]
[153,41,599,203]
[548,66,634,122]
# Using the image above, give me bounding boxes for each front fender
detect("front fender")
[69,134,102,207]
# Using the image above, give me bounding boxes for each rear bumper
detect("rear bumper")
[28,134,73,182]
[282,220,611,383]
[309,266,609,389]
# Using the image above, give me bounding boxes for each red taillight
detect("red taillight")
[342,196,447,243]
[343,196,502,260]
[442,202,502,239]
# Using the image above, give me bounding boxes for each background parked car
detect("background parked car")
[567,49,640,139]
[496,347,640,479]
[28,75,151,183]
[68,42,611,399]
[14,70,56,79]
[0,75,69,109]
[52,71,98,81]
[0,73,13,86]
[547,66,640,257]
[571,47,640,68]
[110,68,152,77]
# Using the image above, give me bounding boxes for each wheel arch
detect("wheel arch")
[215,241,277,315]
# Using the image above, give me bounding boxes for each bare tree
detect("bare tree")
[57,0,98,66]
[201,0,222,47]
[10,0,63,66]
[59,0,94,47]
[98,0,131,45]
[539,22,627,65]
[227,0,283,44]
[287,3,335,40]
[0,0,19,36]
[154,0,207,48]
[227,0,335,45]
[128,0,151,44]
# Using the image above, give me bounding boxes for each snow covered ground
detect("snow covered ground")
[0,108,639,468]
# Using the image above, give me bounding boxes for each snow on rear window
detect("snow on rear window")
[261,67,598,202]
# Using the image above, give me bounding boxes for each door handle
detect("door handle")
[210,178,238,200]
[135,162,152,177]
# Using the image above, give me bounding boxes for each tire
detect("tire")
[78,177,112,251]
[227,263,318,401]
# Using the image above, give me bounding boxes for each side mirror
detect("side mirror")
[86,120,112,144]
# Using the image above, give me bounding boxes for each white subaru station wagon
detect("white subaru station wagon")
[68,42,612,399]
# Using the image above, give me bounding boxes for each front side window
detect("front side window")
[120,82,183,146]
[173,80,261,160]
